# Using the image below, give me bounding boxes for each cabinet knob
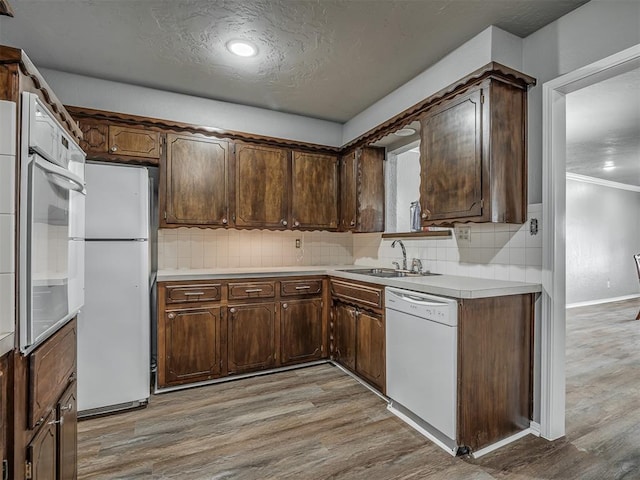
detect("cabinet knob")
[293,220,300,227]
[110,146,118,152]
[222,218,228,225]
[350,220,355,226]
[281,219,288,226]
[167,312,176,319]
[229,307,237,314]
[421,212,428,219]
[282,303,288,309]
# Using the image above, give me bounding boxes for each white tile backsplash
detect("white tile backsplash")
[353,204,543,282]
[0,214,14,273]
[0,154,15,214]
[0,273,14,334]
[158,228,354,269]
[0,101,16,156]
[158,205,543,285]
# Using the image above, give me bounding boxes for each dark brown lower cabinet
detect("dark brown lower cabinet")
[56,384,77,480]
[355,310,385,392]
[26,411,57,480]
[162,307,221,386]
[280,299,324,365]
[227,303,276,374]
[333,302,357,371]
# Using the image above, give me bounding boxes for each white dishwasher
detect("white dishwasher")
[385,287,459,455]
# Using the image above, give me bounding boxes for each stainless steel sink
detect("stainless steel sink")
[340,268,441,278]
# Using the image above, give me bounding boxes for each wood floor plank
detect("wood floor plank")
[78,298,640,479]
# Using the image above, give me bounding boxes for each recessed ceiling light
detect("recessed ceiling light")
[394,128,416,137]
[226,40,258,57]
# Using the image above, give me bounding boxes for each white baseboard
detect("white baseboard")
[529,421,541,437]
[566,293,640,309]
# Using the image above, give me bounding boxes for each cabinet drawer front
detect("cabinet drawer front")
[166,284,222,304]
[280,279,323,297]
[331,280,383,309]
[29,319,77,429]
[228,282,275,300]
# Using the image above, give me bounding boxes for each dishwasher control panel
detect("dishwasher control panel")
[385,287,458,326]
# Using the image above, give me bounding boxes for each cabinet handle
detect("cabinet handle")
[60,403,73,412]
[281,219,288,226]
[222,218,228,224]
[282,303,288,309]
[183,292,204,296]
[295,285,311,290]
[350,220,355,226]
[48,418,64,426]
[167,312,176,319]
[110,146,118,152]
[245,288,263,293]
[229,307,237,314]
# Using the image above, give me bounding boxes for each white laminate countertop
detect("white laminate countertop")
[157,266,542,299]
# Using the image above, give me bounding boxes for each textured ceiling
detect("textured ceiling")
[566,67,640,187]
[0,0,589,122]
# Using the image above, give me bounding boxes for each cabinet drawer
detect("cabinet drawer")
[331,280,383,310]
[165,284,222,304]
[29,319,77,429]
[280,279,323,297]
[228,282,275,300]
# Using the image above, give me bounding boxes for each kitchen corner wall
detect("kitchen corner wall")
[353,204,543,283]
[158,229,353,270]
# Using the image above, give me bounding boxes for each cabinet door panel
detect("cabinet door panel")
[356,310,385,393]
[164,307,221,385]
[281,299,324,365]
[27,412,57,480]
[108,125,160,158]
[235,143,289,228]
[57,383,77,480]
[333,303,356,371]
[340,151,357,231]
[227,303,276,374]
[291,152,338,230]
[420,89,483,222]
[164,134,229,226]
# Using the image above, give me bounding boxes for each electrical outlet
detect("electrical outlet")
[456,226,471,242]
[295,239,301,249]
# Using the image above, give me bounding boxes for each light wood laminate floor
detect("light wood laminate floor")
[78,298,640,479]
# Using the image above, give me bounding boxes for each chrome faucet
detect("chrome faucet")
[391,240,407,270]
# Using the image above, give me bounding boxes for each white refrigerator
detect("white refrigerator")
[78,163,152,416]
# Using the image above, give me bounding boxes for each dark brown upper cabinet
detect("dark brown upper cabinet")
[78,119,162,165]
[420,78,528,226]
[162,133,231,227]
[291,151,339,230]
[234,143,289,229]
[340,147,385,233]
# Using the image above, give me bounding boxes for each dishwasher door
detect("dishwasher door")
[385,288,458,443]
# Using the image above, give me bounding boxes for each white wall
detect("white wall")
[523,0,640,203]
[39,69,344,148]
[342,26,524,144]
[566,177,640,305]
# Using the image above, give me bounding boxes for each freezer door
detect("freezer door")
[78,241,150,412]
[85,163,149,239]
